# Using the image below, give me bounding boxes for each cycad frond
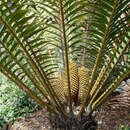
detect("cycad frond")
[79,0,130,115]
[37,0,87,113]
[0,0,66,118]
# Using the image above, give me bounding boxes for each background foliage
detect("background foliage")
[0,73,40,129]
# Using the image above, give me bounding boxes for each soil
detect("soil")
[2,84,130,130]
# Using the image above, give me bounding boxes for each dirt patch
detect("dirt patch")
[9,109,50,130]
[96,83,130,130]
[95,95,130,130]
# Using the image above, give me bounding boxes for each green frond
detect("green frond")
[79,0,129,116]
[90,67,130,114]
[0,0,66,118]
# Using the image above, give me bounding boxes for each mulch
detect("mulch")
[8,109,50,130]
[2,84,130,130]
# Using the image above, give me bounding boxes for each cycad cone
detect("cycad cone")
[78,66,89,102]
[54,75,65,102]
[54,61,89,103]
[63,60,79,99]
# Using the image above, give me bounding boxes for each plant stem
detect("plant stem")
[82,16,90,66]
[59,0,73,114]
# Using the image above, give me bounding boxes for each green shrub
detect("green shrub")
[120,125,130,130]
[0,73,40,129]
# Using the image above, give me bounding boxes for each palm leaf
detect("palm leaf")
[79,0,129,116]
[0,0,66,118]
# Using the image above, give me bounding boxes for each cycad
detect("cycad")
[0,0,129,129]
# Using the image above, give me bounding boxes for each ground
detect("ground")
[2,83,130,130]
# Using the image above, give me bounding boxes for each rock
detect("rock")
[126,79,130,87]
[115,81,126,92]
